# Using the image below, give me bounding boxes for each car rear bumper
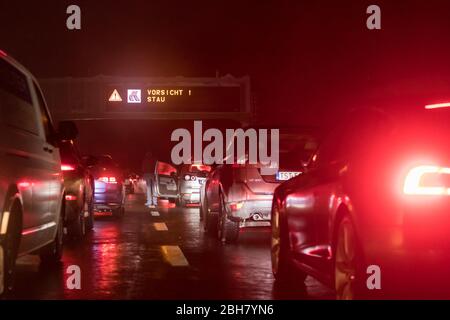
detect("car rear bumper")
[226,199,272,224]
[360,199,450,293]
[181,192,200,203]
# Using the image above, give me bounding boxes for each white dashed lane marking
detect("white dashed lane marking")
[153,222,168,231]
[161,245,189,266]
[150,211,160,217]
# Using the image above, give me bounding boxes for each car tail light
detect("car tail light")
[403,165,450,196]
[230,202,244,211]
[99,176,118,184]
[425,102,450,110]
[65,194,77,201]
[61,164,76,171]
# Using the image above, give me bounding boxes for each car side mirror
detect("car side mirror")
[58,120,78,141]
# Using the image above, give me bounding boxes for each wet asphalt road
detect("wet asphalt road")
[10,192,333,300]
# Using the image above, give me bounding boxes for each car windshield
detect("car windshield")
[180,164,211,176]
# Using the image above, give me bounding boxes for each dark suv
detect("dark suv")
[91,155,125,218]
[58,126,94,240]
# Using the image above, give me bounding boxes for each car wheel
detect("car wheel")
[217,193,239,243]
[0,205,21,297]
[199,201,204,221]
[113,206,125,219]
[271,203,306,283]
[67,200,86,240]
[334,215,364,300]
[204,198,218,234]
[40,213,64,264]
[85,199,94,231]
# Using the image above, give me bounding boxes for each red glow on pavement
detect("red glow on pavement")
[0,49,6,57]
[158,199,175,208]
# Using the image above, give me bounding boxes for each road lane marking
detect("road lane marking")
[150,211,160,217]
[153,222,168,231]
[161,245,189,266]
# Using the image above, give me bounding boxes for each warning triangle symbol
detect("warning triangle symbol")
[109,89,122,102]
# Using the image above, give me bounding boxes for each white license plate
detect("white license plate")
[166,184,177,191]
[276,171,301,181]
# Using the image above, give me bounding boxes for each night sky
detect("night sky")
[2,0,450,169]
[2,1,450,120]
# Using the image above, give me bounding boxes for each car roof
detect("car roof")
[0,50,38,83]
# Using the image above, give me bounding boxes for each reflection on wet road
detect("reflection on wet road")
[11,193,333,299]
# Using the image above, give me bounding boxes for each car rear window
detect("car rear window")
[59,141,78,163]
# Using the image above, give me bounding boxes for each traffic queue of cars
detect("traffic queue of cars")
[0,52,126,296]
[2,50,449,300]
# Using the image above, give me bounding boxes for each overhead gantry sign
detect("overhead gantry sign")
[40,75,252,124]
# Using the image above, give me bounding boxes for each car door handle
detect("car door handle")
[43,146,53,153]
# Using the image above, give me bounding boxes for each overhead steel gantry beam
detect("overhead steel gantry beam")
[39,75,253,125]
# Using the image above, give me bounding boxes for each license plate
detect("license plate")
[167,184,177,191]
[276,171,301,181]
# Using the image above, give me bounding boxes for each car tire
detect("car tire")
[217,193,239,243]
[204,197,218,234]
[199,201,204,221]
[113,206,125,219]
[67,200,86,240]
[85,200,94,231]
[218,216,239,244]
[271,203,307,283]
[40,212,64,264]
[0,203,21,298]
[334,215,365,300]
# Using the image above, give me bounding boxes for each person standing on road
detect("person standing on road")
[142,151,158,208]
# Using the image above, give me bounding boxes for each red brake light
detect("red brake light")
[230,202,244,211]
[0,50,6,57]
[403,165,450,196]
[61,164,76,171]
[65,194,77,201]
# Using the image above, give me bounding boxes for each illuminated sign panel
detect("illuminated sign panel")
[106,86,241,112]
[127,89,141,103]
